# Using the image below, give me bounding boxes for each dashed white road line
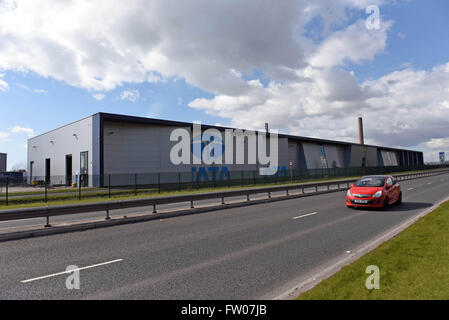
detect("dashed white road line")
[293,212,318,220]
[21,259,123,283]
[407,188,415,191]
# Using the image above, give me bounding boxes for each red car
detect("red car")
[346,175,402,210]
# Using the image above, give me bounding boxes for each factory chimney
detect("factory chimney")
[358,117,364,145]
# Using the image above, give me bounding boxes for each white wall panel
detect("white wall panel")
[27,116,93,183]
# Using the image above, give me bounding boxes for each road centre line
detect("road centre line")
[21,259,124,283]
[293,212,318,220]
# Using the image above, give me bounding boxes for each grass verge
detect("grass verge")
[0,168,446,210]
[0,175,354,210]
[297,199,449,300]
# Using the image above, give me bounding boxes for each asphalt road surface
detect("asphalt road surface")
[0,185,340,232]
[0,173,448,299]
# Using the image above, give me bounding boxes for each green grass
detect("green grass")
[297,200,449,300]
[0,168,445,210]
[3,187,100,196]
[0,176,355,210]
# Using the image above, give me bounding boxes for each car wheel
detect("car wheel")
[381,197,389,211]
[396,192,402,205]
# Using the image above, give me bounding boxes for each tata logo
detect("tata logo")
[191,133,225,160]
[170,121,279,175]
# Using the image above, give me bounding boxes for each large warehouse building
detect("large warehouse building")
[27,112,424,187]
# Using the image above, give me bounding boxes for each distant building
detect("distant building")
[27,113,424,187]
[0,153,6,173]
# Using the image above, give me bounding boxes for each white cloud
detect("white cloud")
[0,132,10,139]
[309,19,392,68]
[93,93,105,101]
[11,162,26,171]
[0,73,8,91]
[120,89,139,102]
[0,0,383,93]
[425,138,449,151]
[9,125,35,137]
[17,83,47,94]
[147,72,162,83]
[0,0,447,162]
[190,62,449,158]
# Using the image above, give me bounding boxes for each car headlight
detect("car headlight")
[372,190,383,198]
[347,190,352,197]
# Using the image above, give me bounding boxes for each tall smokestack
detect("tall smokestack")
[265,122,269,133]
[358,117,364,145]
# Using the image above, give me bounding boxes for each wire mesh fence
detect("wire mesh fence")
[0,164,448,207]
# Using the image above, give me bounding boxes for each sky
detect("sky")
[0,0,449,170]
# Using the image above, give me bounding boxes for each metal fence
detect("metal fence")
[1,164,448,206]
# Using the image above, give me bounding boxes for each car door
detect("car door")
[392,177,400,201]
[386,177,396,204]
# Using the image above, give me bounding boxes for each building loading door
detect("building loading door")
[80,151,88,187]
[29,161,34,183]
[66,155,72,186]
[45,158,51,184]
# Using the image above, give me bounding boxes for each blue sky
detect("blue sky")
[1,0,449,169]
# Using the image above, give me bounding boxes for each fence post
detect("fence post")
[135,174,138,196]
[178,172,181,191]
[45,179,48,203]
[241,171,244,187]
[158,173,161,194]
[253,170,256,185]
[45,216,51,228]
[108,174,111,199]
[78,176,81,200]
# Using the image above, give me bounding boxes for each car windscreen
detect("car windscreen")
[354,177,385,187]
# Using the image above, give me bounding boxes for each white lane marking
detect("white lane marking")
[292,212,318,220]
[21,259,123,283]
[407,188,414,191]
[427,182,432,185]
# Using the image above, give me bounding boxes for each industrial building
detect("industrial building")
[27,113,424,187]
[0,153,6,173]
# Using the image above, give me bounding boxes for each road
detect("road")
[0,173,448,299]
[0,185,340,232]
